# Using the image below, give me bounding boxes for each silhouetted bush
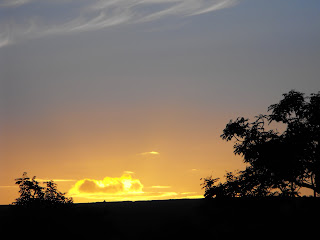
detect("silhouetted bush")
[12,172,73,207]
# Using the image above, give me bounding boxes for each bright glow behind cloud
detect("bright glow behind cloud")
[69,173,144,195]
[68,173,202,202]
[0,0,238,47]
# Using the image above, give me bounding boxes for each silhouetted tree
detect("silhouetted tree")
[203,90,320,198]
[201,168,299,198]
[13,172,73,207]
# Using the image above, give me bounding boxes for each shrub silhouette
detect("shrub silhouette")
[13,172,73,207]
[202,90,320,198]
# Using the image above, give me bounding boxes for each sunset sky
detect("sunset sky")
[1,0,320,204]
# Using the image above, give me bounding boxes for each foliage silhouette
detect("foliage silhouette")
[202,90,320,198]
[13,172,73,207]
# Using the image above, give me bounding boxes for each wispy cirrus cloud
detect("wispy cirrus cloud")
[0,0,238,48]
[35,178,76,183]
[140,151,160,156]
[0,0,32,7]
[150,185,171,189]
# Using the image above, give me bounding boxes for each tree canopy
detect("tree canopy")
[13,172,73,207]
[202,90,320,198]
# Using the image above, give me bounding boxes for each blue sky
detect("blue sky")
[1,0,320,203]
[1,0,319,116]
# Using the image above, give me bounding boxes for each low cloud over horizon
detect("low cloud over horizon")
[0,0,238,48]
[68,173,202,202]
[69,173,144,195]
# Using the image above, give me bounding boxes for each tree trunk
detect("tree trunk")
[315,173,320,196]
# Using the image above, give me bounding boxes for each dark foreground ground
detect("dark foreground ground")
[1,198,319,239]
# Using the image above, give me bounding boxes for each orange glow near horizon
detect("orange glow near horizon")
[0,106,244,204]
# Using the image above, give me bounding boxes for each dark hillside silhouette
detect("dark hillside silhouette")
[202,90,320,198]
[1,198,320,238]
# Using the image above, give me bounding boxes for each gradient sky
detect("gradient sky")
[1,0,320,204]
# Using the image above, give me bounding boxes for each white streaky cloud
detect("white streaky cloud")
[0,0,32,7]
[181,192,197,195]
[140,151,160,156]
[150,186,171,189]
[0,36,9,48]
[35,178,76,182]
[189,0,238,16]
[69,191,179,202]
[181,194,204,199]
[134,1,195,23]
[0,0,238,48]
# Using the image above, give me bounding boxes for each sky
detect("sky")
[1,0,320,204]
